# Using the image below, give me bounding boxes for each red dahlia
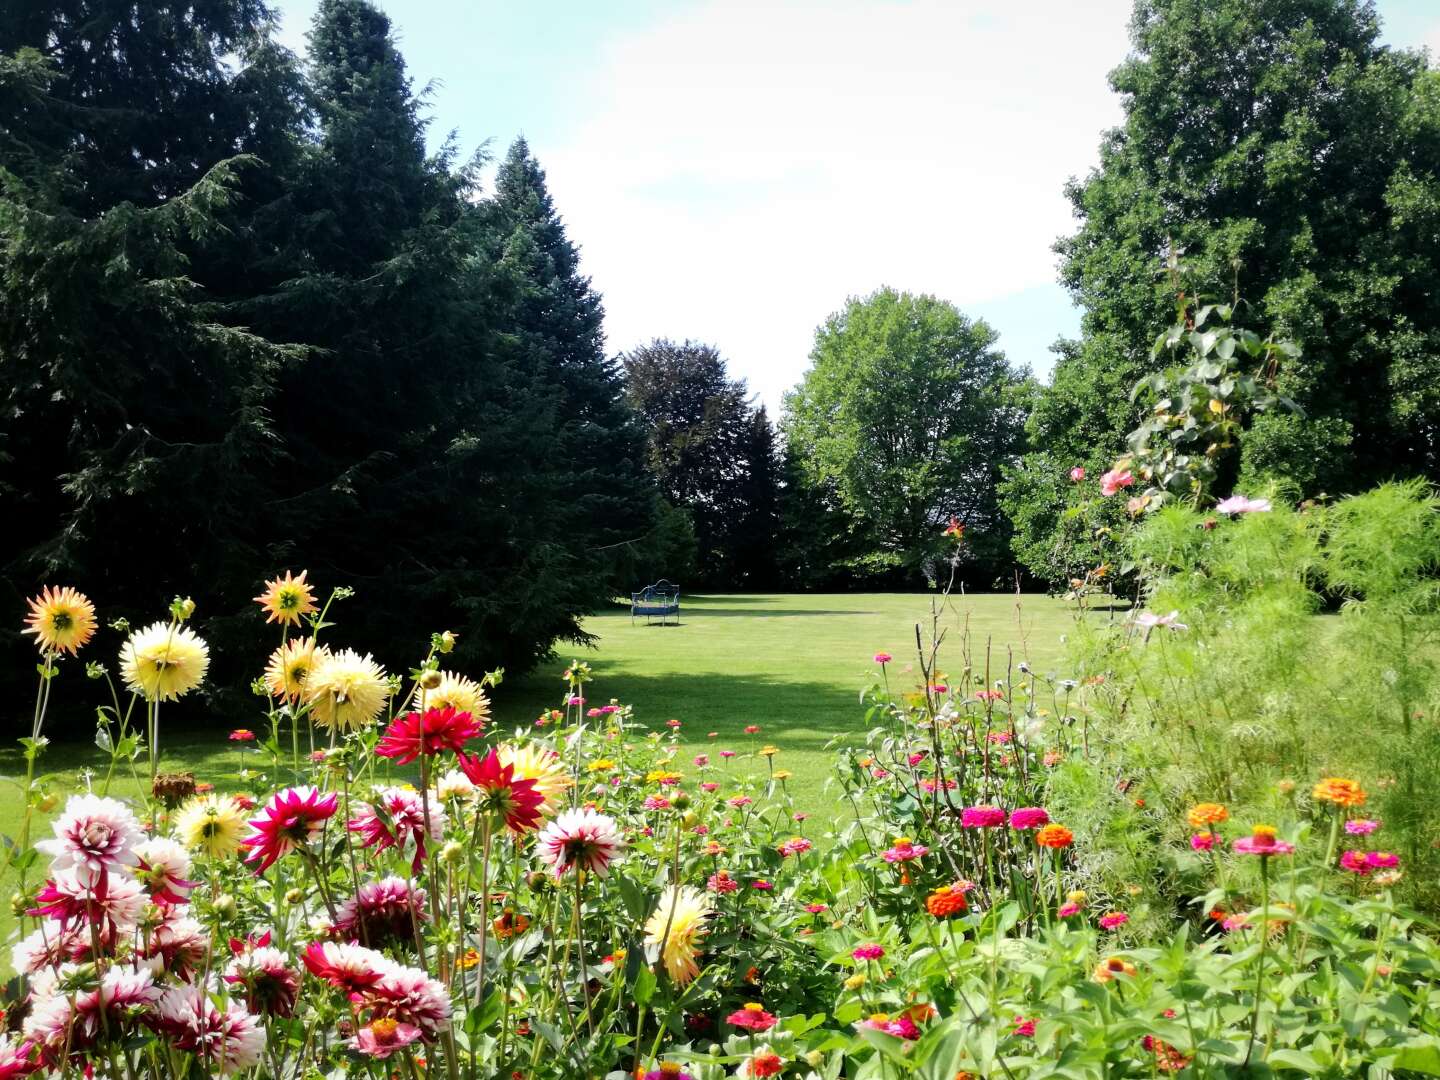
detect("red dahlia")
[375,706,482,765]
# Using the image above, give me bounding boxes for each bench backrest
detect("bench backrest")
[632,580,680,603]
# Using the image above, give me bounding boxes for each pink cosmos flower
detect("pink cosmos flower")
[35,793,141,878]
[347,787,446,873]
[536,809,625,878]
[1100,468,1135,496]
[1009,807,1050,830]
[153,986,266,1075]
[353,1018,423,1059]
[852,944,885,961]
[242,786,339,873]
[1098,912,1130,930]
[1215,495,1272,515]
[1345,819,1381,836]
[1132,610,1187,632]
[961,805,1006,828]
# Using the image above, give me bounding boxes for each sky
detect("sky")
[272,0,1440,412]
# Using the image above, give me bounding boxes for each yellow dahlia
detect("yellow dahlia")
[304,648,389,732]
[264,637,327,701]
[253,570,317,627]
[498,742,571,813]
[643,885,711,985]
[173,793,248,858]
[120,621,209,701]
[23,586,97,656]
[425,671,490,722]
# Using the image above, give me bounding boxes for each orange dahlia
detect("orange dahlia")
[23,586,97,656]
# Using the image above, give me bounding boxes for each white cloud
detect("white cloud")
[537,0,1132,409]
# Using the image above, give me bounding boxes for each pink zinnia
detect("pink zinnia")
[1057,902,1081,918]
[700,782,719,792]
[1232,827,1295,857]
[536,809,624,878]
[744,725,761,734]
[726,1004,777,1032]
[719,750,736,759]
[864,1014,921,1040]
[708,871,740,893]
[881,840,927,862]
[752,880,774,891]
[1100,468,1135,496]
[852,944,885,961]
[1098,912,1129,930]
[778,837,812,857]
[1345,819,1381,836]
[803,903,828,914]
[873,652,892,664]
[1012,1016,1036,1037]
[1190,831,1217,851]
[242,786,338,873]
[643,796,672,811]
[375,706,482,765]
[1008,807,1050,830]
[961,805,1006,828]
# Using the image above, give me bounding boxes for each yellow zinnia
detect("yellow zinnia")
[23,586,97,656]
[425,671,490,722]
[264,637,326,701]
[304,648,388,731]
[173,793,248,858]
[120,622,209,701]
[643,885,711,985]
[498,742,571,812]
[253,570,317,627]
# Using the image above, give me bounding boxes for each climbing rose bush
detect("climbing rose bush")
[6,578,1440,1078]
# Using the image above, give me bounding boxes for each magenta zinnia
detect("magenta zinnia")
[961,805,1006,828]
[457,748,545,833]
[536,808,624,878]
[376,705,482,765]
[242,786,339,872]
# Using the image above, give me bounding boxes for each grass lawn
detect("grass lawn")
[0,592,1081,945]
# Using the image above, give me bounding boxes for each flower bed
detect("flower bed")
[6,576,1440,1078]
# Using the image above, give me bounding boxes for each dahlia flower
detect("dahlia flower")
[12,924,91,974]
[30,868,145,931]
[0,1038,39,1079]
[264,637,326,701]
[35,793,141,877]
[377,705,482,764]
[1215,495,1271,515]
[224,945,301,1017]
[143,908,211,979]
[132,836,197,904]
[304,648,389,732]
[458,748,545,833]
[303,941,395,995]
[119,621,209,701]
[367,964,452,1038]
[25,967,160,1057]
[333,876,429,945]
[253,570,317,626]
[154,987,266,1075]
[435,768,477,801]
[536,808,625,878]
[174,793,250,859]
[23,586,97,656]
[726,1003,778,1032]
[347,787,445,873]
[352,1018,423,1059]
[497,743,572,812]
[425,671,490,721]
[242,786,339,872]
[643,886,712,985]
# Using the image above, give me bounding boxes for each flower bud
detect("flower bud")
[438,631,457,654]
[34,791,59,813]
[10,892,29,918]
[441,841,464,865]
[285,888,303,905]
[213,894,238,919]
[418,670,442,691]
[170,596,196,622]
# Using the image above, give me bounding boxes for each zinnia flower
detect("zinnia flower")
[1232,824,1295,857]
[425,671,490,722]
[35,793,141,877]
[174,793,249,859]
[726,1003,777,1032]
[1345,819,1381,835]
[925,884,967,918]
[1190,831,1217,851]
[264,637,326,701]
[707,870,739,893]
[1092,955,1137,983]
[643,886,712,984]
[961,805,1006,828]
[253,570,317,626]
[739,1049,784,1078]
[1187,803,1229,828]
[881,838,927,862]
[1034,824,1075,849]
[377,706,482,764]
[1098,911,1129,930]
[873,652,892,664]
[1008,807,1050,830]
[1069,466,1085,481]
[23,586,97,656]
[457,748,544,834]
[852,944,885,961]
[304,648,389,732]
[1313,777,1367,808]
[641,1066,694,1080]
[120,621,209,701]
[243,786,339,872]
[536,808,625,878]
[778,836,812,857]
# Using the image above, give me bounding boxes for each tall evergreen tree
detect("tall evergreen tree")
[730,406,782,589]
[1002,0,1440,585]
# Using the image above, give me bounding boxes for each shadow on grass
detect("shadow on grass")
[626,608,873,620]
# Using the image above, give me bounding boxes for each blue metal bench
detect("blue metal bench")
[631,580,680,625]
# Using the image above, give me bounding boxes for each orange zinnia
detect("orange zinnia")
[1035,824,1074,849]
[1186,802,1228,828]
[1313,777,1367,808]
[925,885,968,918]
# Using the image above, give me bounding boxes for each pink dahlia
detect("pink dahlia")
[1069,466,1086,482]
[457,748,544,834]
[961,805,1006,828]
[366,964,452,1039]
[0,1039,39,1079]
[35,793,141,878]
[1008,807,1050,830]
[536,809,625,878]
[242,786,339,872]
[143,908,211,980]
[25,967,159,1058]
[29,867,145,931]
[333,876,428,946]
[303,941,394,996]
[224,946,301,1017]
[347,787,446,873]
[376,706,482,765]
[133,837,198,905]
[153,987,266,1075]
[1057,902,1082,918]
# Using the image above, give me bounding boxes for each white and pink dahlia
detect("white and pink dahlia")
[142,908,211,980]
[133,837,198,905]
[224,945,301,1018]
[352,1018,423,1059]
[369,964,452,1038]
[536,808,625,879]
[242,785,339,873]
[35,794,141,878]
[347,788,446,873]
[333,876,428,946]
[0,1036,39,1078]
[12,923,91,975]
[303,941,396,996]
[154,987,266,1076]
[29,867,146,931]
[25,966,159,1056]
